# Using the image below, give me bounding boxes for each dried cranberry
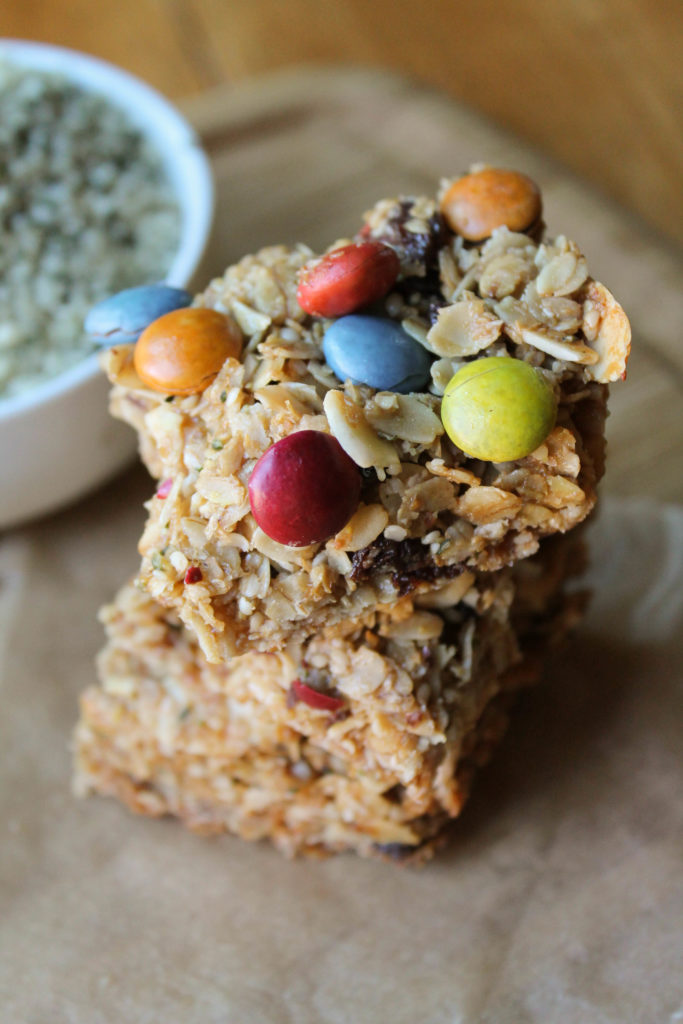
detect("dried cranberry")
[289,679,345,712]
[156,478,173,499]
[184,566,203,584]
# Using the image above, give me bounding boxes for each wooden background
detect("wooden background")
[2,0,682,246]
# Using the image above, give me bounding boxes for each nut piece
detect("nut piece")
[426,298,503,357]
[329,503,389,552]
[323,390,400,469]
[425,459,481,487]
[416,571,476,608]
[535,245,588,297]
[381,611,444,641]
[519,325,599,366]
[582,281,632,382]
[456,486,523,524]
[440,168,542,242]
[365,393,444,444]
[478,251,534,299]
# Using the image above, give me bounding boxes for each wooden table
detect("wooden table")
[181,67,683,503]
[3,0,682,245]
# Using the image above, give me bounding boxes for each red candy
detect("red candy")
[290,679,345,712]
[248,430,362,547]
[296,242,400,318]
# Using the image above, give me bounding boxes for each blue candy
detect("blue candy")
[322,315,432,393]
[85,284,192,346]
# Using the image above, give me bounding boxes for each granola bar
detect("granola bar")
[74,535,584,860]
[101,172,628,663]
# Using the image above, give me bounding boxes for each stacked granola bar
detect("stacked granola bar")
[74,167,631,860]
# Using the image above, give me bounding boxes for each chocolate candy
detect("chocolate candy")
[323,315,432,393]
[297,242,400,317]
[85,284,192,346]
[440,168,542,242]
[248,431,362,547]
[134,307,242,395]
[440,356,557,461]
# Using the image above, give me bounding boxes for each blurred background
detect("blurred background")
[2,0,682,246]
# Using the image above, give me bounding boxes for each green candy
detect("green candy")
[441,356,557,462]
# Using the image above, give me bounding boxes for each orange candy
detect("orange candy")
[440,168,542,242]
[134,307,242,395]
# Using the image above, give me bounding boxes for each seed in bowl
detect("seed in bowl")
[0,58,181,399]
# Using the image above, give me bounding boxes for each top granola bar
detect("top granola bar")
[102,167,630,662]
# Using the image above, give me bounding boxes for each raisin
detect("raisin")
[349,536,463,595]
[428,298,448,326]
[360,199,449,277]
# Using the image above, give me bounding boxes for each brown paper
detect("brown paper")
[1,480,682,1023]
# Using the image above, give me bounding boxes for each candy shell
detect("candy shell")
[134,307,242,395]
[85,284,192,346]
[323,315,432,393]
[248,431,362,547]
[441,356,557,461]
[297,242,400,317]
[440,168,542,242]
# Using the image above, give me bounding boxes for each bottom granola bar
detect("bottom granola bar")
[74,536,584,861]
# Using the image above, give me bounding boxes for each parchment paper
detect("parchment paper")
[1,479,682,1024]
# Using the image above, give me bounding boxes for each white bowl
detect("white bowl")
[0,40,214,530]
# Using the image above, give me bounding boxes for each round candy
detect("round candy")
[440,168,542,242]
[297,242,400,317]
[440,356,557,461]
[248,431,362,547]
[323,315,432,393]
[85,284,192,346]
[134,307,242,395]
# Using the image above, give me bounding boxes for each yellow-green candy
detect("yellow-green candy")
[441,356,557,462]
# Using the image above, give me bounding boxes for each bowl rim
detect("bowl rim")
[0,38,214,422]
